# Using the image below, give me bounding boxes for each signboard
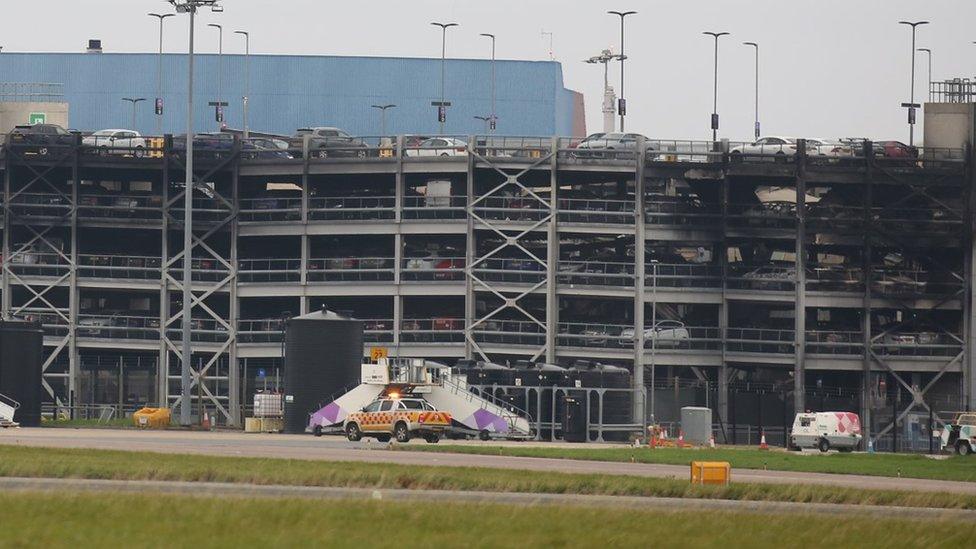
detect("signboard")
[361,362,390,385]
[370,347,388,361]
[28,112,46,125]
[155,98,164,115]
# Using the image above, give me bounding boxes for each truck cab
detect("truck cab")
[941,413,976,455]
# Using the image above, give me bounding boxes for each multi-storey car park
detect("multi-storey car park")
[2,93,974,450]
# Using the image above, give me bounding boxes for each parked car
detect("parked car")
[572,132,655,159]
[404,137,468,157]
[7,123,76,154]
[790,412,862,452]
[83,129,147,156]
[881,329,942,353]
[289,127,368,159]
[618,320,691,348]
[730,136,798,159]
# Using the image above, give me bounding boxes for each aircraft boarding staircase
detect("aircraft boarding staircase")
[0,393,20,428]
[308,359,533,439]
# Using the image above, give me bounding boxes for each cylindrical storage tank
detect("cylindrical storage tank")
[681,406,713,445]
[0,320,44,427]
[283,310,363,434]
[598,363,632,441]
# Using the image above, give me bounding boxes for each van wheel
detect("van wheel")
[313,425,323,437]
[317,149,329,159]
[957,441,972,456]
[394,422,410,443]
[345,423,362,442]
[134,146,145,158]
[425,434,440,444]
[818,438,830,453]
[479,430,491,441]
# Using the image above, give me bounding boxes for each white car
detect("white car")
[731,136,843,160]
[83,129,147,156]
[730,136,798,159]
[405,137,468,157]
[619,320,690,348]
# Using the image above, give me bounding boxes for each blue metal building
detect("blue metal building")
[0,53,585,137]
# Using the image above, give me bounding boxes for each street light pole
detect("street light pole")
[474,115,491,133]
[234,30,250,139]
[170,0,221,427]
[608,11,637,132]
[703,31,730,143]
[898,20,928,147]
[480,33,496,133]
[148,13,174,135]
[743,41,759,139]
[371,104,396,136]
[122,97,146,130]
[917,47,932,102]
[431,22,458,135]
[208,23,223,130]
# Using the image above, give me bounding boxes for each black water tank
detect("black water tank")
[0,320,44,427]
[562,395,587,442]
[598,363,633,440]
[283,310,363,434]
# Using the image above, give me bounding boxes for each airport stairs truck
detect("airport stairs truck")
[307,358,532,440]
[0,393,20,428]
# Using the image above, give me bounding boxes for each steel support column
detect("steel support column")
[793,140,807,413]
[545,137,559,364]
[633,137,647,423]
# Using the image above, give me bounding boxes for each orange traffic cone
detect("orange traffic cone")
[759,431,769,450]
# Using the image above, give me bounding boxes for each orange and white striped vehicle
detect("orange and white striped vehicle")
[343,397,452,443]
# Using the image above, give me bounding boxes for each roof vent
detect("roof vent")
[86,40,102,53]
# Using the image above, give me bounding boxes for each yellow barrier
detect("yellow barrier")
[147,138,164,158]
[132,407,171,429]
[690,461,731,485]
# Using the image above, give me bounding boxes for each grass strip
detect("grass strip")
[1,445,975,510]
[2,491,974,548]
[397,444,976,482]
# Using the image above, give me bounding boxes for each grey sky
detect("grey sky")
[2,0,973,140]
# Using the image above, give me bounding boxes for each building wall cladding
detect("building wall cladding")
[0,53,582,137]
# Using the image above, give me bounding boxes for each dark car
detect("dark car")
[288,127,368,159]
[7,123,76,154]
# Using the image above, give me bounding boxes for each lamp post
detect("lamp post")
[743,41,760,139]
[898,20,928,147]
[169,0,222,427]
[207,23,223,130]
[431,22,458,135]
[234,30,250,139]
[649,259,658,425]
[122,97,146,130]
[148,13,174,135]
[703,31,730,143]
[917,47,932,102]
[479,33,497,133]
[585,49,617,133]
[608,11,637,131]
[474,115,491,133]
[371,104,396,137]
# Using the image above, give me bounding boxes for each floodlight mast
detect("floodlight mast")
[168,0,222,427]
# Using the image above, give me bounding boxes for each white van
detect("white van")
[790,411,862,452]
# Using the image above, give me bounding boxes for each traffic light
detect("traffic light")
[617,98,627,116]
[215,105,224,123]
[489,118,496,131]
[155,98,163,116]
[437,106,446,123]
